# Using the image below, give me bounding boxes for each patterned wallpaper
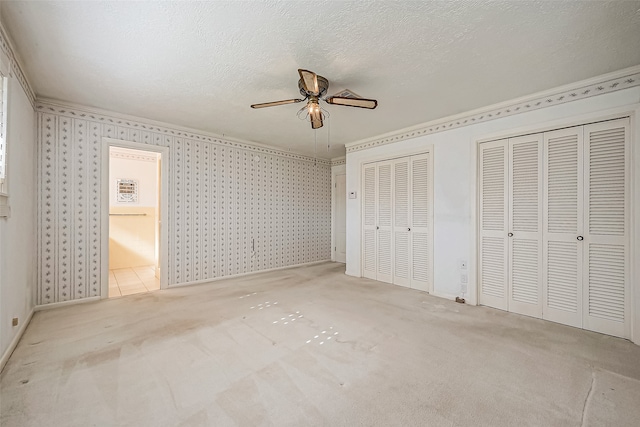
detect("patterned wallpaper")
[36,106,331,305]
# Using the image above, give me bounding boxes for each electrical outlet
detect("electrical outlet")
[460,282,468,293]
[460,273,468,284]
[459,259,467,270]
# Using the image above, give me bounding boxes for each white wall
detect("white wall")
[0,74,36,366]
[345,87,640,342]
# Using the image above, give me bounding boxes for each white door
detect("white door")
[393,158,411,287]
[335,174,347,263]
[362,164,377,280]
[479,140,509,310]
[376,162,393,283]
[508,134,543,318]
[582,118,630,338]
[543,126,584,328]
[410,153,432,292]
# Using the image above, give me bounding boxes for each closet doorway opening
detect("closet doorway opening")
[102,141,169,298]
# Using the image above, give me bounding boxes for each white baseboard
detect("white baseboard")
[35,296,101,311]
[345,269,360,278]
[168,259,332,289]
[430,290,475,304]
[0,307,34,373]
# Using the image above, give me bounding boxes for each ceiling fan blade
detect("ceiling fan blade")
[326,96,378,109]
[250,98,304,109]
[298,69,319,95]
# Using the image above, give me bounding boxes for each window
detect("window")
[0,73,7,195]
[0,48,10,217]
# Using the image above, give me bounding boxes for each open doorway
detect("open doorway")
[107,146,162,297]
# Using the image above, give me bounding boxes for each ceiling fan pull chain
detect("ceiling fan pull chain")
[327,116,331,153]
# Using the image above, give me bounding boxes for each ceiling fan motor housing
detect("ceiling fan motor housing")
[299,75,329,97]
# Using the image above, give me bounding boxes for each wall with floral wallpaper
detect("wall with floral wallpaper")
[36,102,331,305]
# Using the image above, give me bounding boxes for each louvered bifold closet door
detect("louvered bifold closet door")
[376,162,393,284]
[393,158,411,287]
[410,153,432,292]
[508,135,543,318]
[479,140,509,310]
[582,119,630,338]
[543,127,583,328]
[362,164,377,280]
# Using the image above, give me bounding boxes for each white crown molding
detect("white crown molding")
[331,156,346,166]
[0,21,36,107]
[109,146,158,163]
[36,98,332,165]
[345,65,640,153]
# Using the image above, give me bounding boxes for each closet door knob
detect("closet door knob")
[577,236,583,241]
[408,228,411,231]
[508,232,513,237]
[376,226,379,230]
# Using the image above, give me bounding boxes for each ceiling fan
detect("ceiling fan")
[251,69,378,129]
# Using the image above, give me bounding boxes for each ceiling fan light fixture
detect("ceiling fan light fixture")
[250,68,376,130]
[308,98,323,129]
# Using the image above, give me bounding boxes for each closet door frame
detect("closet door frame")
[478,139,509,310]
[362,163,378,280]
[410,153,434,292]
[508,134,543,318]
[392,157,412,288]
[582,118,631,338]
[360,147,434,294]
[474,107,637,341]
[376,160,394,284]
[542,126,584,328]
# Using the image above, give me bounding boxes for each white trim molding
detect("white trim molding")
[165,260,332,289]
[35,296,101,311]
[346,65,640,153]
[109,146,159,163]
[0,22,36,107]
[331,156,346,166]
[0,308,34,373]
[36,99,331,165]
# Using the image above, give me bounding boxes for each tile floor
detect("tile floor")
[108,265,160,297]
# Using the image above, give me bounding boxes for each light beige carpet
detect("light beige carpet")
[2,262,639,426]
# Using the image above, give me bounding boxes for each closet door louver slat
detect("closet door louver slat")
[508,135,543,318]
[411,153,432,291]
[583,119,629,338]
[376,162,393,283]
[479,117,630,339]
[362,164,377,280]
[543,127,583,328]
[361,152,433,293]
[479,140,508,310]
[393,159,411,287]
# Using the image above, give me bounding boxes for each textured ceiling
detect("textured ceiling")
[2,1,640,158]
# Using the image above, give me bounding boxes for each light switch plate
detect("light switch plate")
[348,191,357,199]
